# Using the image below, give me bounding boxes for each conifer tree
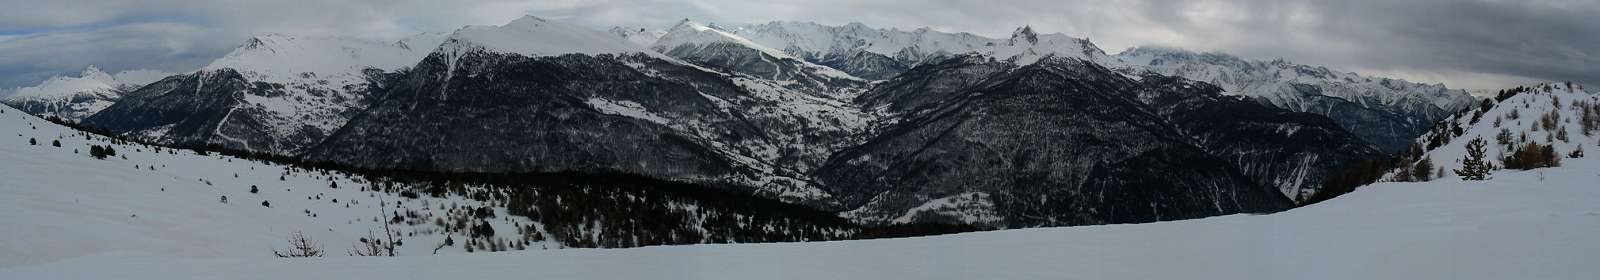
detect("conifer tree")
[1455,137,1493,180]
[1413,156,1434,181]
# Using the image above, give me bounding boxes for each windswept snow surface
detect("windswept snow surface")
[0,104,543,266]
[5,101,1598,279]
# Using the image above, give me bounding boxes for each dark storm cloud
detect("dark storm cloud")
[1,0,1596,92]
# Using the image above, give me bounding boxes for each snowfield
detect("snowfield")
[5,103,1598,279]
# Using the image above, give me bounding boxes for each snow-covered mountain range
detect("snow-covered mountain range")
[22,16,1482,229]
[1,66,172,121]
[1118,46,1478,152]
[724,21,1120,80]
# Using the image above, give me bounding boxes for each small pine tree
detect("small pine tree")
[1412,156,1434,181]
[250,185,260,193]
[29,138,36,145]
[262,200,272,207]
[89,145,107,159]
[1455,137,1493,180]
[51,139,60,147]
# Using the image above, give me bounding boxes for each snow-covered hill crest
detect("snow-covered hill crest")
[1393,82,1597,181]
[439,15,655,59]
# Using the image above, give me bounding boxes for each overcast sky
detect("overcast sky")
[2,0,1596,93]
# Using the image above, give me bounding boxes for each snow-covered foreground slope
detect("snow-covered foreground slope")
[1404,82,1597,178]
[2,102,856,269]
[1,105,535,266]
[7,101,1597,279]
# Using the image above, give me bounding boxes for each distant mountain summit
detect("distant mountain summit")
[722,21,1119,80]
[2,66,172,121]
[608,26,667,47]
[83,32,445,154]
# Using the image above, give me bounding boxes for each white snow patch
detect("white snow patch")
[584,98,670,125]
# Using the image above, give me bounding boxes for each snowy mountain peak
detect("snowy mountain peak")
[2,65,174,121]
[1009,25,1038,45]
[392,32,448,51]
[440,15,649,58]
[608,26,666,47]
[504,15,551,28]
[205,32,441,81]
[653,18,794,59]
[78,65,114,82]
[726,21,1116,68]
[668,18,714,33]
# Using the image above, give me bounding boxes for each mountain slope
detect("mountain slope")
[1396,82,1596,180]
[1118,46,1478,153]
[302,16,867,207]
[82,33,446,154]
[1130,75,1386,200]
[1,66,171,121]
[812,57,1385,227]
